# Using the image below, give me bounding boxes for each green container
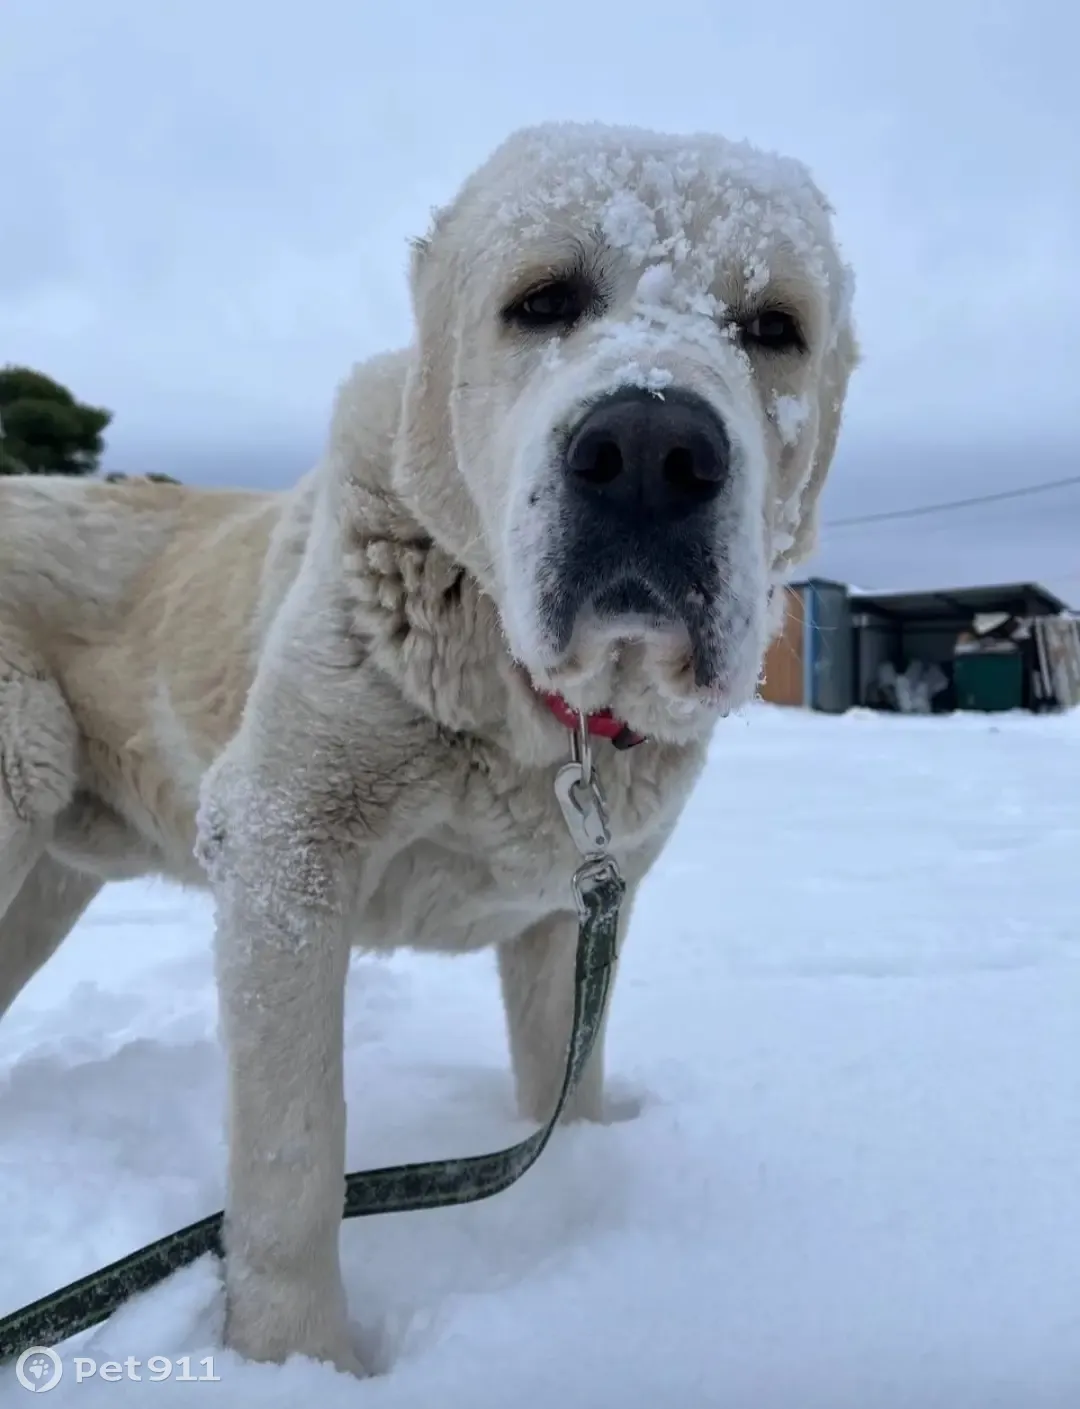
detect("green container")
[953,651,1024,712]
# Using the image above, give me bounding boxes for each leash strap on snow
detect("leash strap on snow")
[0,737,625,1365]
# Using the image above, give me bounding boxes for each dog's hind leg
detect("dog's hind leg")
[0,854,102,1017]
[0,640,80,930]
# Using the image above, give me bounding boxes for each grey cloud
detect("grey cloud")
[2,0,1077,603]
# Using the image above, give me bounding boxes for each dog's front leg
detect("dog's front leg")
[197,757,362,1376]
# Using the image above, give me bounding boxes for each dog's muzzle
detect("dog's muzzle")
[538,386,734,680]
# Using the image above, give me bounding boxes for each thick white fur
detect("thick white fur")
[0,122,857,1374]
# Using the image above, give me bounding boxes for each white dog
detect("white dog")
[0,121,857,1374]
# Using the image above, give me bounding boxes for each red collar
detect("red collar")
[539,691,647,750]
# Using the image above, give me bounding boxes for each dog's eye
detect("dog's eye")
[740,310,805,354]
[504,278,588,331]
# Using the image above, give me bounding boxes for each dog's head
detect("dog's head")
[395,122,858,741]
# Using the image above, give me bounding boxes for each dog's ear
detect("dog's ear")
[775,304,860,575]
[396,202,491,576]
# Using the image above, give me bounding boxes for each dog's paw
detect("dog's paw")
[596,1084,646,1125]
[318,1340,367,1379]
[226,1317,367,1379]
[558,1078,646,1126]
[223,1271,366,1378]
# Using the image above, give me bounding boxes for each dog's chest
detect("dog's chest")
[354,746,683,954]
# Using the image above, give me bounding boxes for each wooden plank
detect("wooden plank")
[758,587,805,706]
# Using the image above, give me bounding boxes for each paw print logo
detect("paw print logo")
[14,1347,63,1393]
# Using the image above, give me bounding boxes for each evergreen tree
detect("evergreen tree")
[0,365,112,476]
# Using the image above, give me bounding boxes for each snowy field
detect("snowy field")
[2,703,1079,1408]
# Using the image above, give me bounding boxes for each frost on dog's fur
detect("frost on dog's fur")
[0,120,858,1378]
[398,123,858,723]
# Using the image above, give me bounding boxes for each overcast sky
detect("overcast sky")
[3,0,1078,601]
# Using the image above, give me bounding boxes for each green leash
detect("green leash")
[0,724,626,1367]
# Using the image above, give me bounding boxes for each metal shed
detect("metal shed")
[850,581,1072,713]
[759,578,853,712]
[760,578,1078,714]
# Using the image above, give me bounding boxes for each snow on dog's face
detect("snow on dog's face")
[397,122,858,737]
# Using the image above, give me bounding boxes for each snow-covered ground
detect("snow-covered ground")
[2,704,1079,1407]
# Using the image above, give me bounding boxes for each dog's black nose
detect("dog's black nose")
[563,387,731,519]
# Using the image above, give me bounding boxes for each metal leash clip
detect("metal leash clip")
[553,712,622,918]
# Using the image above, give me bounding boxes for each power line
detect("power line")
[823,473,1080,530]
